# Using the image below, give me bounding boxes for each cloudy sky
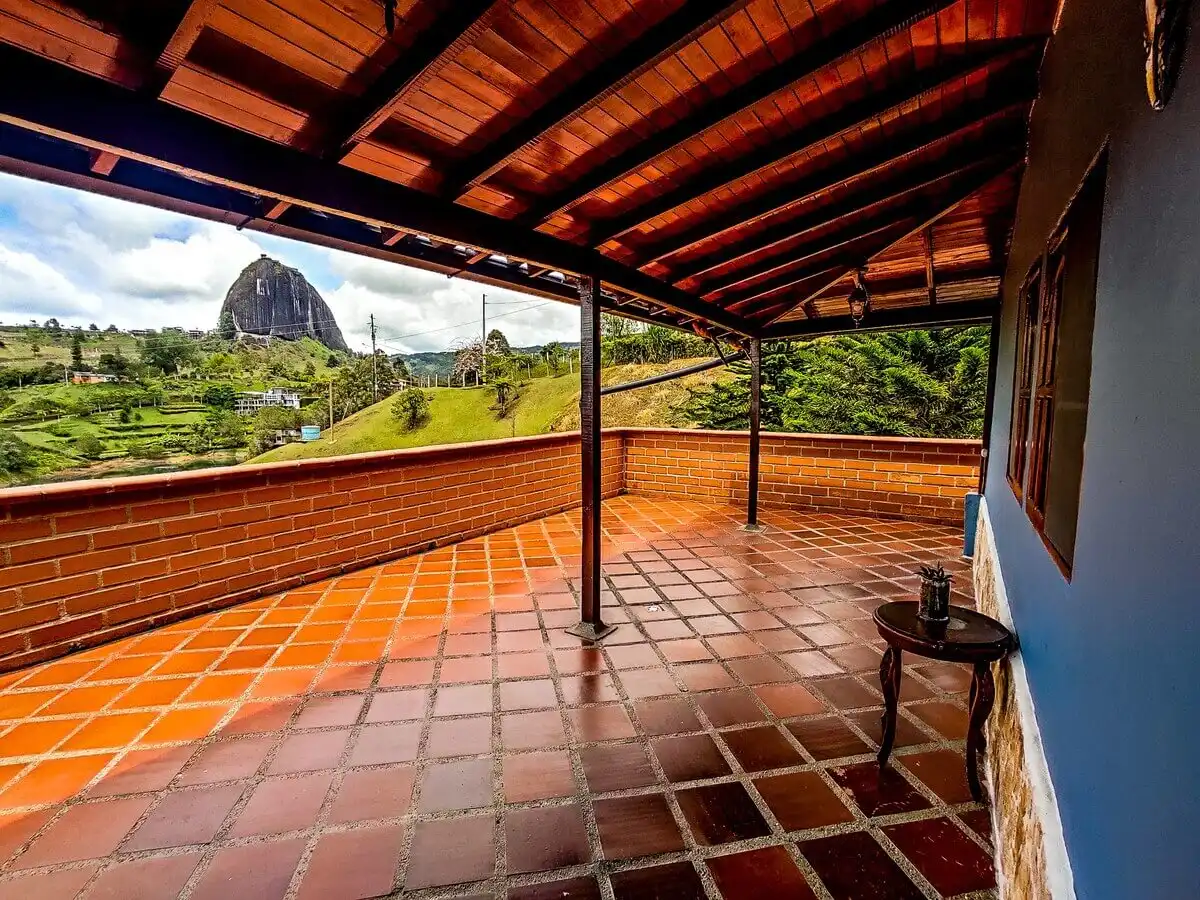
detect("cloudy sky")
[0,171,581,355]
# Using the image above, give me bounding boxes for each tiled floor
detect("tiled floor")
[0,495,995,899]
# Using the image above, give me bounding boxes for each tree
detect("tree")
[0,429,33,475]
[602,313,637,339]
[203,384,237,410]
[682,327,991,439]
[75,434,105,459]
[326,353,342,368]
[88,323,99,332]
[303,361,316,380]
[452,339,485,384]
[217,306,236,340]
[140,331,198,375]
[187,410,246,453]
[391,387,431,431]
[541,341,564,375]
[250,405,300,453]
[70,332,84,369]
[44,318,61,332]
[105,324,119,333]
[486,328,512,356]
[329,354,405,422]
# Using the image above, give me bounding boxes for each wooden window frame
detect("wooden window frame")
[1007,261,1041,502]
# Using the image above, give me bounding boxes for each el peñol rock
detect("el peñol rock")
[218,255,350,352]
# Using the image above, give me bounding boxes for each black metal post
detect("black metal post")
[746,337,762,529]
[568,275,615,641]
[978,308,1002,495]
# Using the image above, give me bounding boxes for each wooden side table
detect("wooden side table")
[873,601,1015,801]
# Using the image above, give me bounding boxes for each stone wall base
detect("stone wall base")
[973,500,1076,900]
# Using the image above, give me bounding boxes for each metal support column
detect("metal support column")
[745,338,763,531]
[568,275,616,641]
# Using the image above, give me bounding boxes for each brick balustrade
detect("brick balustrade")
[0,429,977,671]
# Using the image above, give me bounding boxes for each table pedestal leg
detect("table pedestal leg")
[966,661,995,801]
[877,645,902,767]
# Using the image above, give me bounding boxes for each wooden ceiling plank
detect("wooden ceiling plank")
[758,159,1021,326]
[0,41,748,334]
[327,0,512,159]
[440,0,755,198]
[676,119,1026,287]
[520,0,972,232]
[922,224,936,304]
[762,297,997,339]
[585,36,1041,247]
[87,148,120,176]
[153,0,223,92]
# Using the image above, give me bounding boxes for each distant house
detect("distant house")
[234,387,302,415]
[127,329,151,337]
[71,371,119,385]
[186,329,208,340]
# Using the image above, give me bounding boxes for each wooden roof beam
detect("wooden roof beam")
[762,298,998,340]
[0,43,748,335]
[150,0,220,94]
[923,226,936,304]
[583,36,1041,250]
[681,140,1025,292]
[758,160,1021,327]
[326,1,511,159]
[643,98,1034,272]
[439,0,754,199]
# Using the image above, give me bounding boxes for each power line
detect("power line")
[374,300,556,350]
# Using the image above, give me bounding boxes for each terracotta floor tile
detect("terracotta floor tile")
[0,808,54,865]
[559,673,620,705]
[753,684,824,718]
[419,758,493,812]
[0,754,114,808]
[327,765,415,823]
[268,729,351,774]
[435,684,494,717]
[911,662,973,693]
[507,875,601,900]
[581,742,656,793]
[900,749,973,804]
[883,816,996,895]
[379,660,436,687]
[440,656,494,684]
[140,707,229,744]
[366,689,428,722]
[405,815,495,889]
[609,861,705,899]
[498,652,552,679]
[673,662,736,693]
[125,784,244,850]
[828,762,932,817]
[505,803,591,874]
[909,702,969,740]
[229,772,333,836]
[297,824,405,900]
[221,699,298,735]
[178,735,274,785]
[658,639,713,663]
[594,793,684,860]
[786,716,871,761]
[618,667,680,699]
[960,807,993,842]
[634,697,702,736]
[500,679,558,711]
[187,837,306,900]
[349,724,420,766]
[846,709,930,750]
[799,830,924,900]
[811,677,882,711]
[568,704,635,742]
[753,771,855,831]
[39,685,120,716]
[16,795,151,867]
[188,673,257,703]
[81,851,202,900]
[652,734,731,783]
[428,716,492,757]
[0,866,100,900]
[721,725,805,772]
[695,689,766,727]
[3,718,85,756]
[502,710,568,749]
[503,750,576,802]
[727,655,792,685]
[707,846,818,900]
[825,645,881,673]
[295,695,365,729]
[677,782,770,845]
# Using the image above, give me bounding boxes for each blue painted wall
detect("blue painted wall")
[985,0,1200,896]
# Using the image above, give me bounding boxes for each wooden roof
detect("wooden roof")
[0,0,1056,338]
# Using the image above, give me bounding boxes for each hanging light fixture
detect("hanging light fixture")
[847,267,870,326]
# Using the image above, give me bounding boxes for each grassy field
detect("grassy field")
[253,358,722,464]
[0,328,142,369]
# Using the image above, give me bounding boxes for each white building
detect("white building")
[234,387,302,416]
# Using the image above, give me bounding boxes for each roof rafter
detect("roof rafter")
[0,42,746,334]
[759,159,1022,325]
[680,133,1025,290]
[762,298,998,340]
[585,36,1041,249]
[149,0,220,94]
[439,0,754,199]
[326,1,511,159]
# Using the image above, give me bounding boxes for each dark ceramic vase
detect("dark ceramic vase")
[918,577,951,622]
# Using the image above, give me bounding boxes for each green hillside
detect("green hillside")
[253,358,722,463]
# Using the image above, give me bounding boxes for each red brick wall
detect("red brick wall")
[0,433,625,672]
[0,428,978,671]
[624,428,980,526]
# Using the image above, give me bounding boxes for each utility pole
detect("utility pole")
[328,378,335,443]
[369,314,378,402]
[481,294,487,384]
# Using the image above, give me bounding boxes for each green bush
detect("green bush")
[0,429,33,474]
[391,387,431,431]
[75,434,105,459]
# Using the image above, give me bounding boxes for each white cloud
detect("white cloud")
[0,171,579,351]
